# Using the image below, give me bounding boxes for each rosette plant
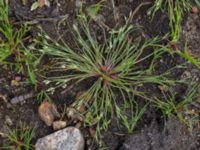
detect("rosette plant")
[38,11,175,140]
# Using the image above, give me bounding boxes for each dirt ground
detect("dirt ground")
[0,0,200,149]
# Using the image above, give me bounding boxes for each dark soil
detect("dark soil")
[0,0,200,150]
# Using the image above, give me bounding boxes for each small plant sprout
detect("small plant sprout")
[116,100,147,133]
[38,10,176,140]
[24,46,44,87]
[149,1,200,70]
[176,41,200,69]
[2,122,34,150]
[153,84,199,122]
[0,0,29,73]
[0,0,42,87]
[148,0,191,42]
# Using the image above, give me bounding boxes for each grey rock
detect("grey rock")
[120,116,197,150]
[35,127,84,150]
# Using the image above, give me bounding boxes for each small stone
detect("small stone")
[38,101,60,126]
[0,94,7,103]
[15,76,22,82]
[11,92,34,104]
[35,127,84,150]
[75,0,85,8]
[6,103,12,109]
[53,121,67,130]
[67,107,83,121]
[191,6,198,14]
[5,116,13,126]
[78,105,86,113]
[89,128,96,137]
[75,122,82,128]
[11,80,20,86]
